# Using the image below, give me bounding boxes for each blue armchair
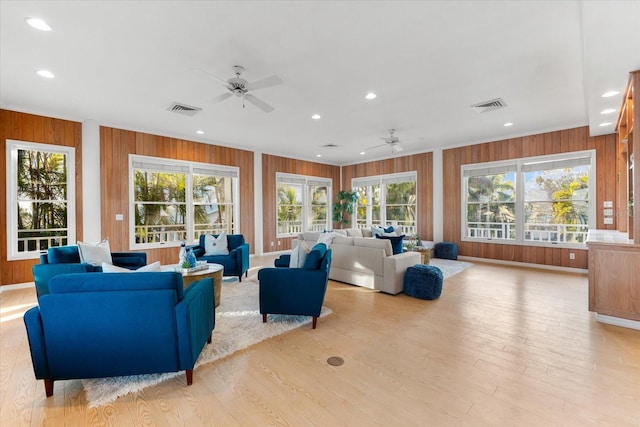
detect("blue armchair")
[23,271,215,397]
[33,245,148,298]
[189,234,250,282]
[258,243,332,329]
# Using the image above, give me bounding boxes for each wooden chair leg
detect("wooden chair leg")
[207,333,212,344]
[262,313,267,323]
[239,275,242,282]
[186,370,193,385]
[312,317,317,329]
[44,379,54,397]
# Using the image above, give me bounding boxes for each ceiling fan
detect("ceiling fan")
[205,65,282,112]
[366,129,404,153]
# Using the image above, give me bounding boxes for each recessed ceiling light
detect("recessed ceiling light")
[25,17,51,31]
[36,70,54,79]
[316,154,322,157]
[360,151,366,155]
[196,130,204,135]
[600,108,616,115]
[503,122,514,127]
[599,122,613,127]
[311,114,321,120]
[365,92,377,100]
[601,91,620,98]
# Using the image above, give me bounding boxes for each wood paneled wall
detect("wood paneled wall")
[341,152,434,241]
[262,154,341,253]
[442,126,617,269]
[100,127,255,265]
[0,110,83,285]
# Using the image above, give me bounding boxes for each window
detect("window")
[276,173,331,236]
[353,172,417,234]
[462,151,595,248]
[6,140,75,260]
[130,155,239,249]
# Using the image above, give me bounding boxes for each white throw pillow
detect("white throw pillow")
[317,232,337,246]
[78,239,112,265]
[102,261,161,273]
[289,241,311,268]
[346,228,363,238]
[204,232,229,256]
[333,229,348,237]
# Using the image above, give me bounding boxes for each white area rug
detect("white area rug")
[83,279,332,407]
[428,258,473,279]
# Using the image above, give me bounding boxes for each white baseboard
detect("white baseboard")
[0,282,34,293]
[595,313,640,331]
[458,256,588,274]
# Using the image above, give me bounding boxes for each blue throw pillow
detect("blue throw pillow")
[375,234,405,255]
[384,225,395,234]
[302,243,327,270]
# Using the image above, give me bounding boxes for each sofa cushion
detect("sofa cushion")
[302,243,327,270]
[355,237,393,257]
[204,232,229,256]
[332,236,355,246]
[376,234,405,255]
[47,246,82,264]
[346,228,363,238]
[78,239,113,265]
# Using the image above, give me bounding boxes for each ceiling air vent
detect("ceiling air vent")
[322,144,339,149]
[471,98,507,113]
[167,102,202,117]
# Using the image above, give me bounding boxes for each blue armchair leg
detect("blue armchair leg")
[45,379,54,397]
[312,317,317,329]
[186,370,193,385]
[262,313,267,323]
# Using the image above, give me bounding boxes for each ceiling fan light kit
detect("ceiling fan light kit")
[210,65,282,113]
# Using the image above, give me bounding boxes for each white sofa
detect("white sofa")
[295,231,421,294]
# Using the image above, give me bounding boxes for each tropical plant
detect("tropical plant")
[332,190,358,228]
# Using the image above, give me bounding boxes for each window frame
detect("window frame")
[460,150,596,249]
[352,171,418,234]
[129,155,240,250]
[6,140,76,260]
[276,173,332,237]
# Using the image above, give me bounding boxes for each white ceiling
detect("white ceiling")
[1,1,639,165]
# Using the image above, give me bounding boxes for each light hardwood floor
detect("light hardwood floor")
[1,257,639,426]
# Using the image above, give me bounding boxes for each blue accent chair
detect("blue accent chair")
[23,271,215,397]
[258,243,332,329]
[189,234,250,282]
[33,246,148,298]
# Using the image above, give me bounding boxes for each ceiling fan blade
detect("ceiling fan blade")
[191,67,229,85]
[244,93,275,112]
[212,92,233,104]
[246,75,282,91]
[365,143,387,150]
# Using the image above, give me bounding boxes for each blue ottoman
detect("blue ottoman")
[435,242,458,260]
[403,265,443,300]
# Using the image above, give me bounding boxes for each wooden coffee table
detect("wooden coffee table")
[164,264,224,307]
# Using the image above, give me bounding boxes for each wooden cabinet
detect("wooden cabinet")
[587,234,640,322]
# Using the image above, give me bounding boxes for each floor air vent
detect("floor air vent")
[167,102,202,117]
[471,98,507,113]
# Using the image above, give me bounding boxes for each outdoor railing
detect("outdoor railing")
[467,222,589,243]
[277,221,327,235]
[135,224,235,244]
[17,228,68,254]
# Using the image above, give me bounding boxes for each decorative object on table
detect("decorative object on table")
[80,279,331,408]
[403,264,443,300]
[434,242,458,260]
[332,190,359,228]
[23,271,215,398]
[178,240,187,265]
[187,247,197,268]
